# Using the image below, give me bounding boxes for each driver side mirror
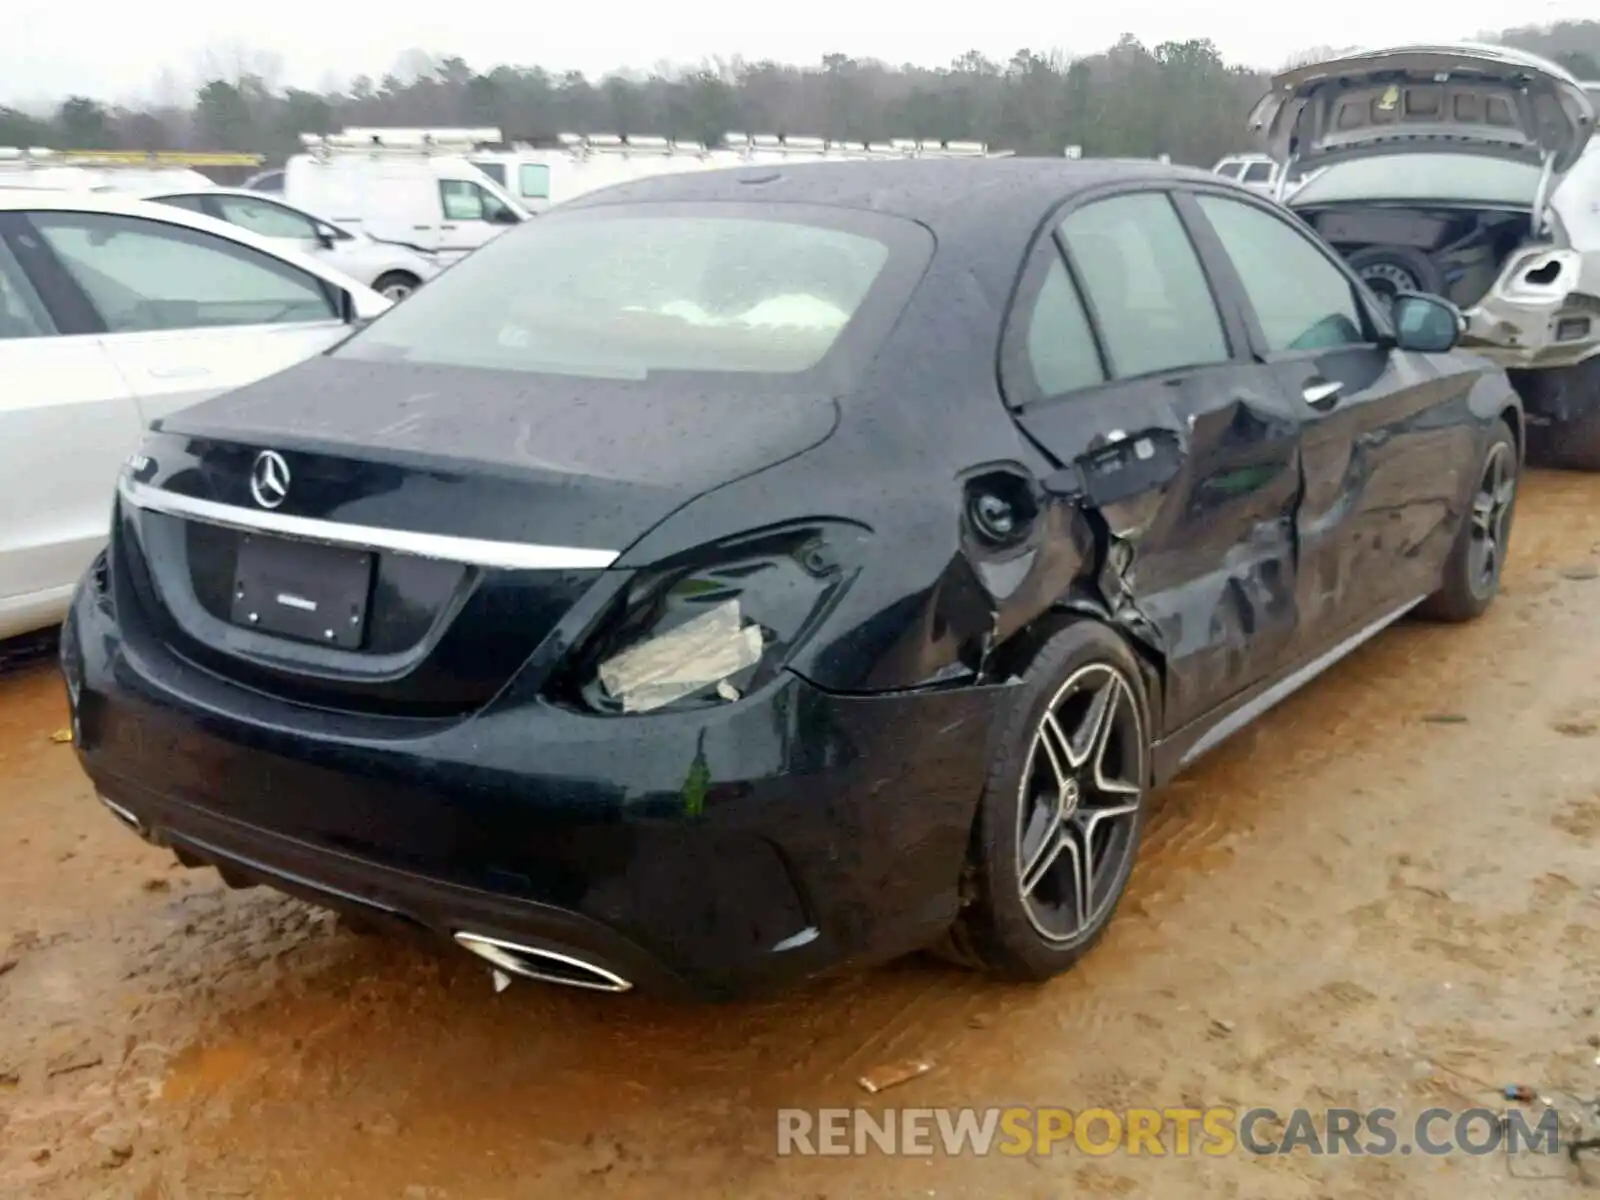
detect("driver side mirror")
[1390,292,1463,354]
[486,206,520,226]
[314,223,339,249]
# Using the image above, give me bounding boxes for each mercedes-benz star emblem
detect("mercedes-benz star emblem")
[250,450,291,510]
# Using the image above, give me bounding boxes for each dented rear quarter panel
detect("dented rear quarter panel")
[614,162,1515,787]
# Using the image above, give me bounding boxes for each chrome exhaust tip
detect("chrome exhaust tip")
[453,931,633,993]
[97,793,145,838]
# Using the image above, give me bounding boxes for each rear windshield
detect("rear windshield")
[334,204,928,381]
[1291,154,1541,207]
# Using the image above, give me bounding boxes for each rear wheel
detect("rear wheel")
[1417,419,1518,623]
[937,620,1151,981]
[372,271,421,302]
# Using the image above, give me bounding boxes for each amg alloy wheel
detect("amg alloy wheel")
[1417,418,1518,622]
[937,620,1151,981]
[1467,440,1516,595]
[1016,664,1144,944]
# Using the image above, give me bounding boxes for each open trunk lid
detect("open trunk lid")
[1249,44,1596,186]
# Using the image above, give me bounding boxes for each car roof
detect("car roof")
[135,186,368,237]
[0,187,245,221]
[0,187,380,297]
[139,185,269,200]
[563,156,1214,232]
[558,157,1230,309]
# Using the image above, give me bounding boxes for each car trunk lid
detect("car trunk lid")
[1249,44,1596,186]
[114,355,838,716]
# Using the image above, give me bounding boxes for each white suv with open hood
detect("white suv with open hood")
[1249,44,1600,466]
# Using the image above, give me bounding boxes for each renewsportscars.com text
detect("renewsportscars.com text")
[776,1106,1562,1157]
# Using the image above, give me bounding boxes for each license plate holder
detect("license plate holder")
[230,534,374,649]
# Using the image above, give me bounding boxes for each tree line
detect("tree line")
[2,20,1596,171]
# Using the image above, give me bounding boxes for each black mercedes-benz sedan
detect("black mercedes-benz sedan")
[61,158,1523,1001]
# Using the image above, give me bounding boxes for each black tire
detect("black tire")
[1346,246,1442,312]
[372,271,421,302]
[1416,418,1518,623]
[936,619,1152,981]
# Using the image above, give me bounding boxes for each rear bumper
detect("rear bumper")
[61,572,1008,1000]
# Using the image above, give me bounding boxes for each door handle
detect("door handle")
[441,224,458,231]
[1301,379,1343,410]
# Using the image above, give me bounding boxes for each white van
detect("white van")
[466,150,556,212]
[467,137,726,211]
[284,129,529,264]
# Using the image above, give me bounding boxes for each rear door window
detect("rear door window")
[210,195,321,240]
[150,194,211,216]
[1057,192,1231,379]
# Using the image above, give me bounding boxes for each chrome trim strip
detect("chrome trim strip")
[118,476,620,571]
[1178,596,1424,768]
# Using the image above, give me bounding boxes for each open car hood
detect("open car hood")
[1249,44,1596,184]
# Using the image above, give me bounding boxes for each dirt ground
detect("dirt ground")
[4,469,1600,1200]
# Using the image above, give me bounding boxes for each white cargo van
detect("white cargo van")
[284,129,529,264]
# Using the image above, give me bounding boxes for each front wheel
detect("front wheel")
[937,620,1152,981]
[1416,418,1518,623]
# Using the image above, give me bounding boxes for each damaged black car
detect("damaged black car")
[62,158,1523,1000]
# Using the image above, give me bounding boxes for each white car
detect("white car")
[1210,153,1319,199]
[1250,43,1600,466]
[0,189,390,641]
[0,164,219,194]
[142,187,441,301]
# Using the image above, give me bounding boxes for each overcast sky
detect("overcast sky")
[0,0,1592,109]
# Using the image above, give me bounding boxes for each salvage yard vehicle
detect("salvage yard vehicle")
[144,187,441,301]
[1210,152,1318,198]
[0,190,390,642]
[62,158,1523,1001]
[1249,44,1600,467]
[283,129,529,264]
